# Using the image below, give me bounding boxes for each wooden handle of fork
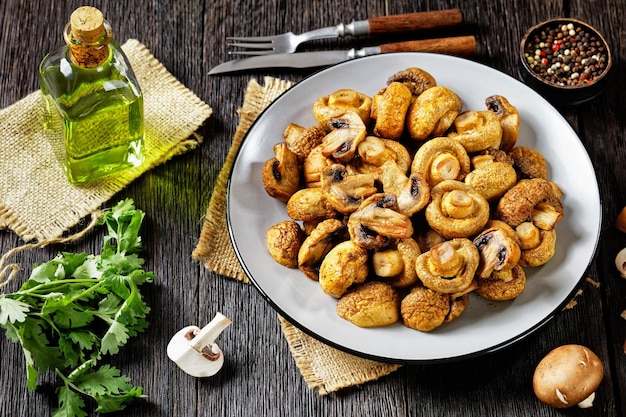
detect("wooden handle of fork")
[368,9,464,33]
[379,35,477,56]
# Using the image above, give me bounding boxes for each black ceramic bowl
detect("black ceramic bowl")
[519,18,612,106]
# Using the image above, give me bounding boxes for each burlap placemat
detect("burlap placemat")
[0,39,212,242]
[192,76,401,395]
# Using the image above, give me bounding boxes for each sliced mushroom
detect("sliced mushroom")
[447,110,503,153]
[349,136,412,177]
[473,226,521,278]
[390,238,422,288]
[297,219,348,280]
[283,123,327,160]
[379,159,430,217]
[485,95,520,152]
[321,164,377,214]
[533,344,604,408]
[303,144,335,188]
[348,193,414,250]
[166,313,232,378]
[262,142,301,202]
[320,110,367,163]
[372,248,404,278]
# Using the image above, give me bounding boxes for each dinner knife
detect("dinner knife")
[209,36,477,75]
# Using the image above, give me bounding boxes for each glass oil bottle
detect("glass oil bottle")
[39,6,144,184]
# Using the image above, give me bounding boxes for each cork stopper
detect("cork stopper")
[70,6,105,44]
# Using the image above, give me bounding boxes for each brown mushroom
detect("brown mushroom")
[297,219,348,281]
[379,159,430,217]
[533,344,604,409]
[464,161,517,202]
[475,265,526,301]
[405,86,463,141]
[372,82,413,140]
[313,89,372,126]
[415,238,479,294]
[615,247,626,278]
[473,226,521,278]
[319,240,369,298]
[262,142,301,202]
[286,187,337,221]
[509,146,549,179]
[348,193,414,250]
[320,164,377,214]
[283,123,327,160]
[485,95,520,152]
[496,178,554,227]
[336,281,400,327]
[266,220,305,268]
[386,67,437,96]
[411,136,471,187]
[320,110,367,163]
[447,110,503,153]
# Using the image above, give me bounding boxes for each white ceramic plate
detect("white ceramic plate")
[226,53,601,363]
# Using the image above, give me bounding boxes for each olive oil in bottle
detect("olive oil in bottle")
[39,6,144,184]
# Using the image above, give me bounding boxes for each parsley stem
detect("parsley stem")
[17,279,101,296]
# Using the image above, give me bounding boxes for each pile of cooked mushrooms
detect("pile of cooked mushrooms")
[263,67,564,332]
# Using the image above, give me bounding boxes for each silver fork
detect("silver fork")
[227,9,463,56]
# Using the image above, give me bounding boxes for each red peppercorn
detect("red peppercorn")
[551,44,559,51]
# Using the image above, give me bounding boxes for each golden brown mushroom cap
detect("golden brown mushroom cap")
[266,221,305,268]
[319,240,369,298]
[262,142,301,202]
[406,86,463,141]
[415,238,479,294]
[336,281,400,327]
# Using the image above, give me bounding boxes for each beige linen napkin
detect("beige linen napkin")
[193,76,401,395]
[0,39,212,242]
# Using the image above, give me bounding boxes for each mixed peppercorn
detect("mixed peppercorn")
[524,22,608,87]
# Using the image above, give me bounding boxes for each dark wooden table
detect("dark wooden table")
[1,1,624,416]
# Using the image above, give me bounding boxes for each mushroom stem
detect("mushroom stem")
[189,312,232,353]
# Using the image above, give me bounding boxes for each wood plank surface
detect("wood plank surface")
[0,0,624,416]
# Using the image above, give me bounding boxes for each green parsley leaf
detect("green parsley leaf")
[0,198,154,415]
[0,295,30,324]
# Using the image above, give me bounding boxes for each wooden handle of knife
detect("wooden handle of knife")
[368,9,463,33]
[379,36,477,56]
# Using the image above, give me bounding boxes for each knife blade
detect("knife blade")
[209,36,477,75]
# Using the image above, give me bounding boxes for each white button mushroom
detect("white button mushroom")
[532,344,604,408]
[167,312,232,377]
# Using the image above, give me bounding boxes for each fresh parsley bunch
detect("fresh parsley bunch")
[0,199,154,416]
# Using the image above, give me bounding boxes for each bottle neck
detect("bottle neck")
[63,20,113,68]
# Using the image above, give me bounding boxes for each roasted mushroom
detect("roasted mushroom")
[516,222,557,267]
[262,142,301,202]
[286,187,337,222]
[400,285,468,332]
[348,193,414,250]
[320,110,367,163]
[475,265,526,300]
[485,95,520,152]
[319,240,369,298]
[303,144,335,188]
[297,219,348,280]
[336,281,400,327]
[371,82,413,140]
[411,136,471,187]
[473,224,521,278]
[496,178,555,227]
[313,88,372,126]
[425,180,490,239]
[447,110,503,153]
[349,135,411,177]
[379,159,430,217]
[406,86,463,140]
[282,123,327,160]
[387,67,437,96]
[415,238,479,294]
[464,161,517,202]
[509,146,549,179]
[266,220,305,268]
[321,164,377,214]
